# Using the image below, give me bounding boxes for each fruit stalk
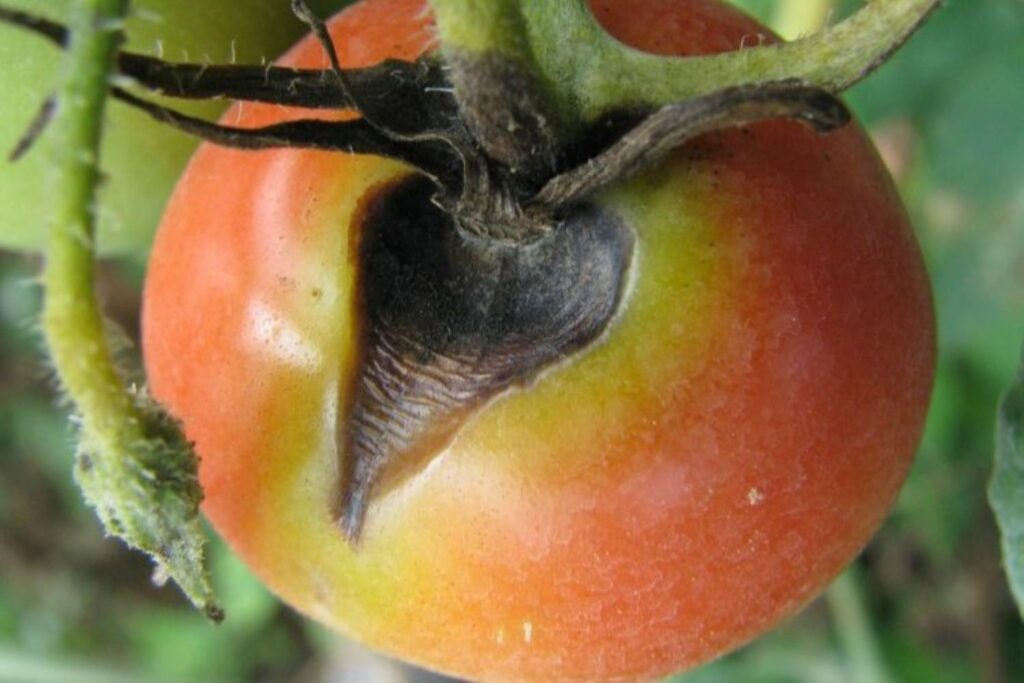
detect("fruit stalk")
[40,0,219,619]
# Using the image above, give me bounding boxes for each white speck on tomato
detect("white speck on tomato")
[747,487,766,506]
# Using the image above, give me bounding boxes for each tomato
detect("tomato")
[142,0,936,680]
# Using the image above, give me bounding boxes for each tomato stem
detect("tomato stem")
[40,0,220,621]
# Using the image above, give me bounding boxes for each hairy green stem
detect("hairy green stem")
[44,0,133,501]
[826,567,895,683]
[41,0,219,620]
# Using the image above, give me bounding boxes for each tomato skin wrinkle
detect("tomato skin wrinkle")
[142,0,936,681]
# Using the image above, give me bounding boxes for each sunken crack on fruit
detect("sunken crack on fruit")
[1,0,858,547]
[340,175,634,542]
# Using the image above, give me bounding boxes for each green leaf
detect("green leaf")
[0,646,162,683]
[725,0,776,26]
[71,395,219,620]
[925,42,1024,206]
[990,342,1024,617]
[847,0,1024,126]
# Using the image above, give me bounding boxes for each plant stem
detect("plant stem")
[43,0,134,504]
[40,0,218,619]
[826,566,895,683]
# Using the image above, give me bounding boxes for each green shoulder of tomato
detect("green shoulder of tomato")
[0,0,347,256]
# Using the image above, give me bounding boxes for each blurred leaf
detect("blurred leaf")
[0,592,16,639]
[825,568,895,683]
[847,0,1024,126]
[0,0,351,256]
[881,630,976,683]
[209,540,278,632]
[771,0,833,40]
[121,540,304,682]
[897,353,1012,559]
[925,42,1024,206]
[848,0,1024,359]
[724,0,777,25]
[990,343,1024,617]
[672,647,842,683]
[125,604,302,682]
[0,647,165,683]
[671,610,840,683]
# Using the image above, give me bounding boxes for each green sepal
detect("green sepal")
[74,391,222,621]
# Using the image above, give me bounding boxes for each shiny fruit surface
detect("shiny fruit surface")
[142,0,936,680]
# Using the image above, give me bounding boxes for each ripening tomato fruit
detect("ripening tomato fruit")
[142,0,936,680]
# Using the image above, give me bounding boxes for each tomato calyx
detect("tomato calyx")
[1,3,849,240]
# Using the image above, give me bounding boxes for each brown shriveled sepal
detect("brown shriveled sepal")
[532,81,850,210]
[109,88,464,188]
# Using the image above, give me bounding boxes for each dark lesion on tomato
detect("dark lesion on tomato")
[338,175,635,543]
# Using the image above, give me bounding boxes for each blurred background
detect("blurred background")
[0,0,1022,681]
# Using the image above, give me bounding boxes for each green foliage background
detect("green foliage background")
[0,0,1022,681]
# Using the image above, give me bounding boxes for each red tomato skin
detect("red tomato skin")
[143,0,936,680]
